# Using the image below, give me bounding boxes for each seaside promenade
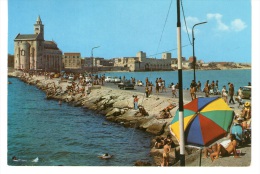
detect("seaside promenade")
[8,72,252,167]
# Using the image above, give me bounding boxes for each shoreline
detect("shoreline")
[8,71,251,166]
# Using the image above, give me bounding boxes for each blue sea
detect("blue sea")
[104,69,251,91]
[8,78,154,166]
[7,69,251,166]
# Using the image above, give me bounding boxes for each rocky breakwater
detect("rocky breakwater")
[13,73,194,166]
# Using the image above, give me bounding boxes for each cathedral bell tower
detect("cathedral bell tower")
[34,15,44,40]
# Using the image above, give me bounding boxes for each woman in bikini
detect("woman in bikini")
[210,134,240,161]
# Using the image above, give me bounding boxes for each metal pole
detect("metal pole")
[91,46,100,85]
[199,147,202,166]
[192,21,207,82]
[192,28,195,82]
[176,0,185,166]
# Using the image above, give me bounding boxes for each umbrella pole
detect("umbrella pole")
[176,0,185,166]
[198,148,202,166]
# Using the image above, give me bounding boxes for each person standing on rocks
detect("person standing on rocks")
[155,82,160,95]
[149,85,153,96]
[145,86,149,98]
[222,85,228,103]
[229,83,235,104]
[216,80,219,91]
[190,80,197,100]
[204,80,210,97]
[171,83,177,98]
[145,77,149,87]
[161,140,171,166]
[133,95,139,110]
[197,81,201,92]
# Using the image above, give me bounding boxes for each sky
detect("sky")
[6,0,252,63]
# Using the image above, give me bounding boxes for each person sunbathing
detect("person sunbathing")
[156,109,172,119]
[210,134,240,161]
[203,143,218,158]
[156,103,176,119]
[203,138,232,158]
[164,103,176,110]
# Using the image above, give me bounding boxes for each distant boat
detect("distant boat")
[8,81,12,84]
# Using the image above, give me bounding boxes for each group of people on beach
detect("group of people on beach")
[154,77,167,94]
[127,78,251,165]
[190,79,221,99]
[203,99,251,162]
[233,101,251,140]
[221,82,236,104]
[133,76,170,99]
[187,79,251,104]
[154,134,175,166]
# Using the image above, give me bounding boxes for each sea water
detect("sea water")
[8,78,154,166]
[104,69,251,91]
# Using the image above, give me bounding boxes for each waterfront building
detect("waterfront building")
[113,51,176,71]
[84,57,106,67]
[14,16,62,72]
[83,57,114,72]
[63,52,82,69]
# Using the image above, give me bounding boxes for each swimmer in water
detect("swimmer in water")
[12,156,18,161]
[103,153,109,157]
[11,156,27,162]
[99,153,112,159]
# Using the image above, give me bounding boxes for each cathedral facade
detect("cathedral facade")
[14,16,62,72]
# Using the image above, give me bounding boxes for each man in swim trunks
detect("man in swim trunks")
[210,134,240,161]
[161,140,171,166]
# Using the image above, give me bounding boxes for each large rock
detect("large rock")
[141,119,167,135]
[113,99,132,109]
[106,108,121,117]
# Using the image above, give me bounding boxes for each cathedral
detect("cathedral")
[14,16,63,72]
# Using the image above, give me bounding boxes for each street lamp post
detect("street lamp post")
[192,21,207,82]
[91,46,100,85]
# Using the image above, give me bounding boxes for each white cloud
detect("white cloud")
[207,13,229,31]
[206,13,246,32]
[231,19,247,32]
[183,13,247,35]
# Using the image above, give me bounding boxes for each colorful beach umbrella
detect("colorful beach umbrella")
[170,97,234,147]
